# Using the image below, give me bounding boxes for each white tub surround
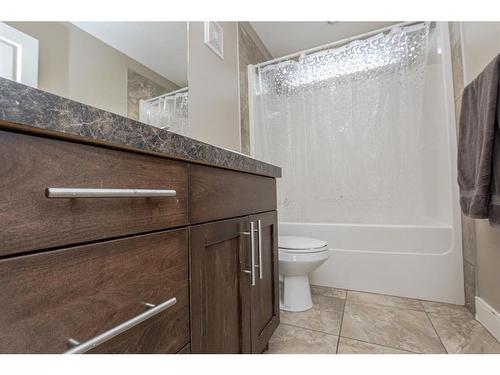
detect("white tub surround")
[280,222,463,304]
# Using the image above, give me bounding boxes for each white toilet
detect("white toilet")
[278,236,330,312]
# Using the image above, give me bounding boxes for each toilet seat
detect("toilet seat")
[279,236,328,253]
[278,249,330,263]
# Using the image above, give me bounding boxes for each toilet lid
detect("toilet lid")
[278,236,328,251]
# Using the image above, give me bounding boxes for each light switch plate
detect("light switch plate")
[204,21,223,60]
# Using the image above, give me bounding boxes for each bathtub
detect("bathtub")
[279,221,465,304]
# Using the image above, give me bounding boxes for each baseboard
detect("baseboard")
[476,296,500,342]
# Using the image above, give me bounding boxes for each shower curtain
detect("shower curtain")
[251,23,431,224]
[139,90,190,136]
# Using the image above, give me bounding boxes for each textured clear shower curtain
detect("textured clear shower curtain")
[139,91,189,135]
[251,23,431,224]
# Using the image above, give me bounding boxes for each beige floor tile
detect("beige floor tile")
[428,313,500,354]
[311,285,347,299]
[347,290,424,311]
[421,300,473,318]
[337,337,414,354]
[280,294,345,335]
[341,300,446,353]
[268,324,338,354]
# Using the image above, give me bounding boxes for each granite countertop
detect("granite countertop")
[0,78,281,178]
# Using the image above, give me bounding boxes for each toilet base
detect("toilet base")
[280,274,313,312]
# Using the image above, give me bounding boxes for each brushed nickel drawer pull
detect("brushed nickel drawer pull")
[64,297,177,354]
[46,188,176,198]
[249,221,256,287]
[240,223,257,287]
[257,219,263,280]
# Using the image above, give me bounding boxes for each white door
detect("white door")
[0,22,38,87]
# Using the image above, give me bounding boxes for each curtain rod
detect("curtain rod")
[146,86,188,103]
[251,21,432,70]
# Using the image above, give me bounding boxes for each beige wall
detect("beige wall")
[462,22,500,85]
[188,22,241,151]
[461,22,500,312]
[7,22,69,97]
[7,22,178,118]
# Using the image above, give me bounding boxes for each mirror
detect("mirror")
[1,21,189,136]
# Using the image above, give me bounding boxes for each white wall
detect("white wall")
[188,22,241,151]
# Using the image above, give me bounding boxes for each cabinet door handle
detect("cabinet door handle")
[241,222,257,286]
[46,188,176,198]
[249,221,256,287]
[64,297,177,354]
[240,222,257,286]
[257,219,263,280]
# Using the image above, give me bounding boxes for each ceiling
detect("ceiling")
[249,22,399,58]
[72,22,188,86]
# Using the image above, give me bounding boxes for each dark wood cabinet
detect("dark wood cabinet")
[0,127,279,354]
[190,217,251,353]
[190,212,279,354]
[189,164,276,224]
[248,211,280,353]
[0,229,189,353]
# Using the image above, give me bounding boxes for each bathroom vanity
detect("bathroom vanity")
[0,78,281,354]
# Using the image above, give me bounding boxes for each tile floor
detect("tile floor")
[268,285,500,354]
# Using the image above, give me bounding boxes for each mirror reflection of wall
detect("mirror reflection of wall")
[2,21,189,136]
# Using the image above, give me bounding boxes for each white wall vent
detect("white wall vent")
[204,21,223,60]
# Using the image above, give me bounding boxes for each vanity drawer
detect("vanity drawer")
[189,164,277,223]
[0,130,188,257]
[0,229,189,353]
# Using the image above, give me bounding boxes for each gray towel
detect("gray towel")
[458,53,500,224]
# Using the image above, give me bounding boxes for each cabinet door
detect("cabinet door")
[190,218,251,353]
[248,211,280,353]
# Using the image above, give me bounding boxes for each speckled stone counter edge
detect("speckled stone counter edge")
[0,78,281,178]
